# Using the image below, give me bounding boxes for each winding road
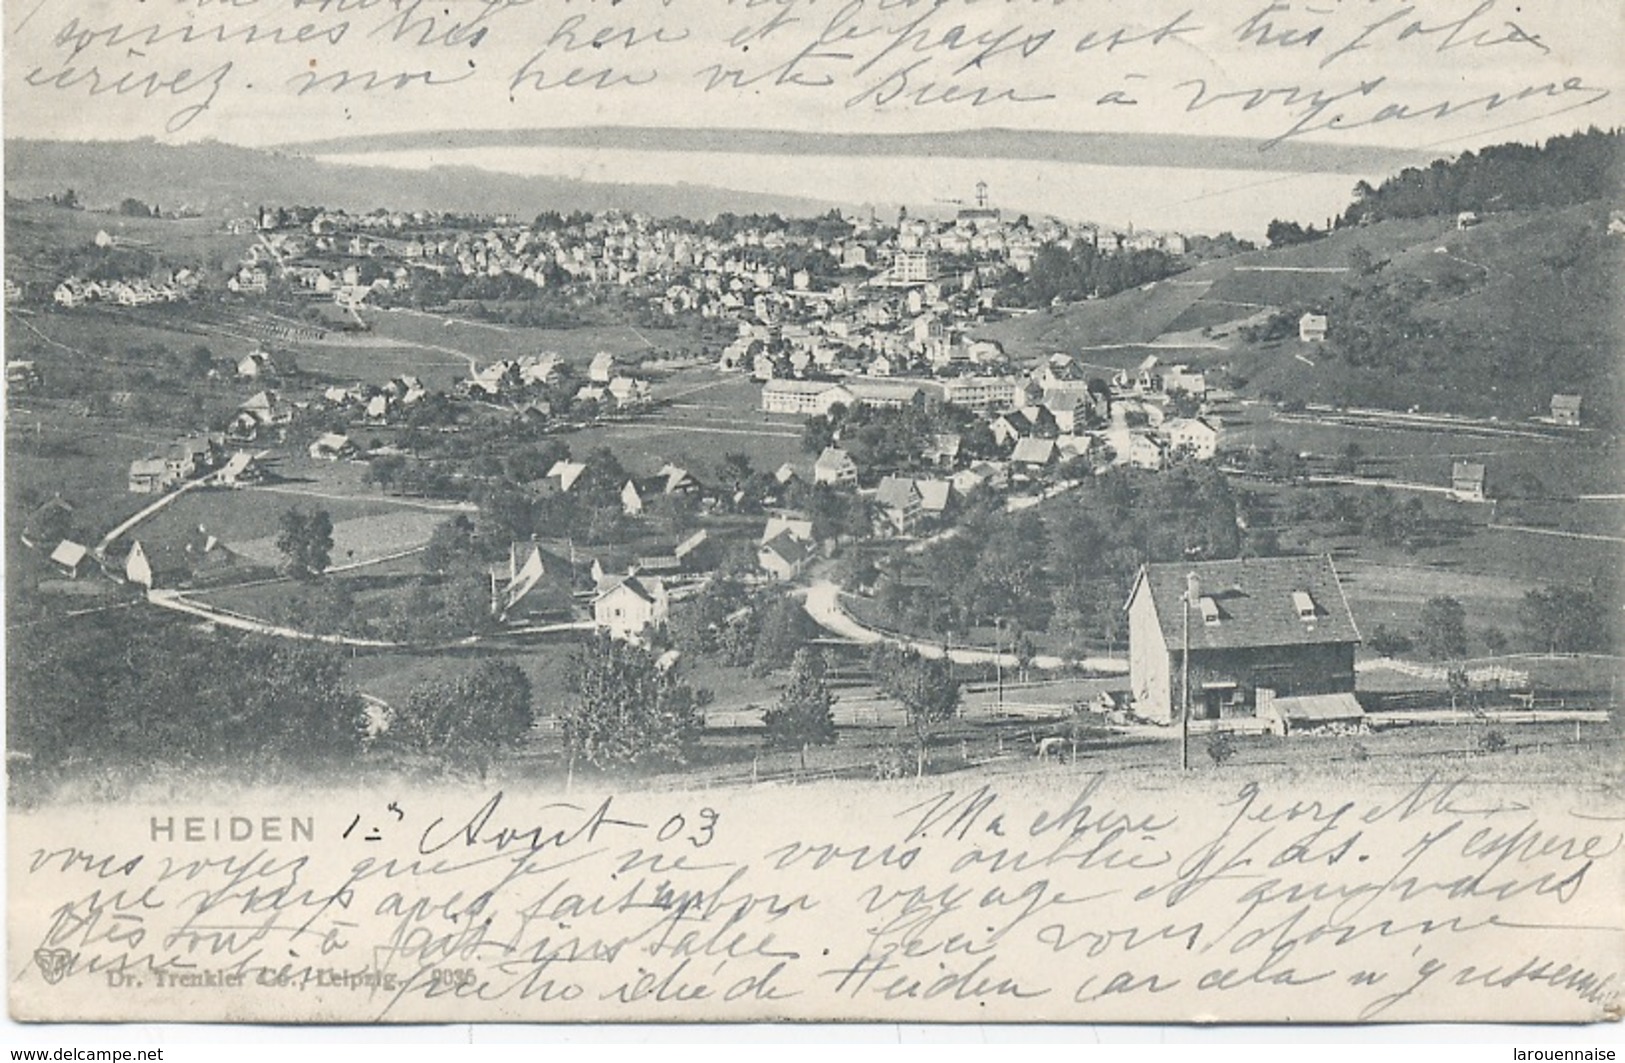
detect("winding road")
[801,580,1128,675]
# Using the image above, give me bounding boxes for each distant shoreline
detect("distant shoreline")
[270,125,1433,176]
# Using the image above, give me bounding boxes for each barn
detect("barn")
[1126,555,1362,726]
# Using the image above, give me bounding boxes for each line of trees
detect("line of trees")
[999,242,1183,308]
[866,465,1253,651]
[1338,128,1621,227]
[8,613,364,790]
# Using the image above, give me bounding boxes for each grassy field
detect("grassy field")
[3,201,255,287]
[359,308,666,365]
[232,507,448,568]
[138,480,402,549]
[345,638,584,711]
[498,704,1622,794]
[561,372,810,478]
[6,410,177,539]
[292,338,473,390]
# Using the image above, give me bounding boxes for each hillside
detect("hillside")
[3,139,834,221]
[980,205,1623,424]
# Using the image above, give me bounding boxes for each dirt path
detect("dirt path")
[248,483,477,513]
[801,580,1128,674]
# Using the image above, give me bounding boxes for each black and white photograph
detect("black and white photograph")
[3,0,1623,1033]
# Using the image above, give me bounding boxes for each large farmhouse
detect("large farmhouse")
[1127,555,1362,726]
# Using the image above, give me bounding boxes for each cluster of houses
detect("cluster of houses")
[53,272,198,308]
[457,350,652,413]
[772,351,1222,484]
[244,196,1187,300]
[486,537,686,642]
[322,375,429,426]
[217,193,1193,349]
[127,433,261,494]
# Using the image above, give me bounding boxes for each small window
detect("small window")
[1199,596,1221,626]
[1292,591,1316,620]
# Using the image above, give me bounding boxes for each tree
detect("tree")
[874,646,960,777]
[1266,218,1322,248]
[802,414,837,455]
[276,506,334,580]
[751,593,817,675]
[762,648,837,769]
[384,660,533,780]
[562,634,704,770]
[1366,624,1413,657]
[1011,630,1038,683]
[7,614,364,788]
[1417,596,1468,660]
[421,514,477,575]
[1519,585,1606,654]
[717,451,754,495]
[365,453,407,492]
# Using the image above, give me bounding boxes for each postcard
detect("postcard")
[5,0,1623,1026]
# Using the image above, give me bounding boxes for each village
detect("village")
[6,152,1622,794]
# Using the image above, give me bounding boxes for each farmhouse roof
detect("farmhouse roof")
[875,475,922,510]
[1130,554,1361,652]
[1010,437,1056,465]
[764,378,845,396]
[220,452,257,477]
[815,447,854,471]
[1272,692,1365,724]
[760,531,815,567]
[547,460,587,492]
[914,479,953,512]
[594,573,664,605]
[847,380,923,403]
[49,540,89,569]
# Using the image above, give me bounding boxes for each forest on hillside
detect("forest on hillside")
[1338,128,1621,226]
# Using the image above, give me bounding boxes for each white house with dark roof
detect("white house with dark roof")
[1164,417,1219,462]
[761,514,815,544]
[875,475,924,534]
[593,573,669,640]
[544,459,588,493]
[813,446,858,486]
[1127,555,1362,725]
[758,531,815,581]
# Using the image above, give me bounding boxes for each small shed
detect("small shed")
[1450,461,1486,502]
[1259,691,1367,736]
[49,540,91,578]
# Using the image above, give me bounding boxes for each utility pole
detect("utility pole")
[995,616,1005,716]
[1182,573,1199,771]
